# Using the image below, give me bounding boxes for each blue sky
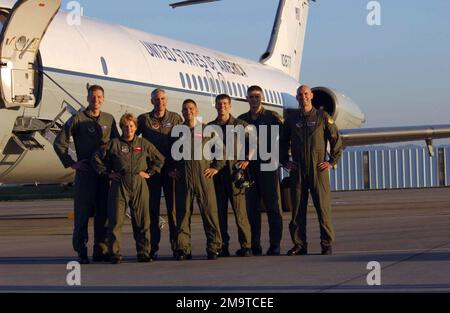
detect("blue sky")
[61,0,450,128]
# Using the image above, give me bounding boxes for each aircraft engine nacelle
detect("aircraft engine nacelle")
[311,87,366,129]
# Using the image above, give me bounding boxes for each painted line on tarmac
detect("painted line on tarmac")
[315,240,450,293]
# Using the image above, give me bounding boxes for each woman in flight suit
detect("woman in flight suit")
[92,113,165,264]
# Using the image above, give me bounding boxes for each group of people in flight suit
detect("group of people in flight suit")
[53,83,343,264]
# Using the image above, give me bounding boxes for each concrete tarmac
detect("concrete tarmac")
[0,188,449,292]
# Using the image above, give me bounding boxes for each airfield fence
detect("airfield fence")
[330,145,450,191]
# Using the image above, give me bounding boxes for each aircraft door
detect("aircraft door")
[0,0,60,108]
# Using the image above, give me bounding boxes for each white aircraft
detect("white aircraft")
[0,0,449,184]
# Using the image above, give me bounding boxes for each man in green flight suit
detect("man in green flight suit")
[281,85,343,255]
[208,94,252,257]
[137,89,183,259]
[238,85,283,256]
[53,85,120,264]
[92,113,165,264]
[170,99,224,260]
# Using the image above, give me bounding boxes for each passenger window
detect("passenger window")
[186,74,192,89]
[198,75,204,91]
[210,78,216,93]
[216,79,221,93]
[192,74,198,90]
[179,72,185,88]
[204,77,210,92]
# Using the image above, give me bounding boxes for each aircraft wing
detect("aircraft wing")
[340,124,450,154]
[169,0,315,8]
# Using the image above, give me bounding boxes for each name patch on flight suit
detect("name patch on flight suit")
[101,125,109,130]
[163,122,172,128]
[121,146,130,153]
[307,121,317,127]
[133,147,142,152]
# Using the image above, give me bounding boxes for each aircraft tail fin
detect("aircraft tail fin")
[260,0,310,82]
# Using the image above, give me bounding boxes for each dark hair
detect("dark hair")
[151,88,166,99]
[182,99,197,108]
[215,94,231,104]
[247,85,263,95]
[88,84,104,96]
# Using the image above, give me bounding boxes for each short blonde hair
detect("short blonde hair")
[119,113,138,128]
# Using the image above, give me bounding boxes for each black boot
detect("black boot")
[150,250,158,260]
[92,245,109,262]
[218,246,230,257]
[174,250,189,261]
[137,254,152,263]
[235,248,252,257]
[78,247,89,264]
[111,255,122,264]
[266,245,280,256]
[321,245,333,255]
[287,245,308,256]
[207,251,219,260]
[251,245,263,256]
